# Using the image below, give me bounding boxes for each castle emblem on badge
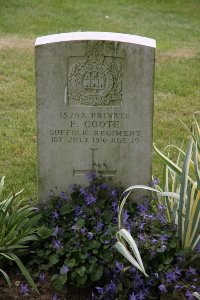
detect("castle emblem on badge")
[67,46,122,106]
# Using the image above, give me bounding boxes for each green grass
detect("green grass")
[0,0,200,200]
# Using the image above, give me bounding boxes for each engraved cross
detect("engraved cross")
[73,148,117,178]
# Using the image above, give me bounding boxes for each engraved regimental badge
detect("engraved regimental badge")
[67,45,122,106]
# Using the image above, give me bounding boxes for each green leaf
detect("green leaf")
[0,253,14,261]
[163,257,173,264]
[9,253,39,293]
[90,266,103,281]
[79,253,88,260]
[91,240,101,249]
[0,268,12,288]
[89,256,97,264]
[88,263,97,273]
[60,203,73,215]
[77,274,87,285]
[103,251,113,262]
[49,254,59,266]
[116,229,148,277]
[76,266,86,277]
[0,176,5,197]
[52,274,67,291]
[118,282,123,292]
[36,250,44,257]
[67,258,77,267]
[92,249,98,254]
[178,138,193,246]
[76,218,85,228]
[37,226,53,239]
[193,292,200,300]
[102,209,113,224]
[169,240,177,248]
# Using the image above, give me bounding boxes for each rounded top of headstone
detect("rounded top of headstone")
[35,32,156,48]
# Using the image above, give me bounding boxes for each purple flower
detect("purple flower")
[160,244,167,252]
[157,212,167,225]
[132,273,144,288]
[88,232,93,240]
[95,287,105,294]
[113,216,118,224]
[80,187,86,196]
[52,239,63,251]
[85,194,96,206]
[195,243,200,253]
[52,295,60,300]
[69,184,76,192]
[147,278,154,286]
[143,213,155,221]
[129,267,137,273]
[185,290,195,300]
[175,284,184,291]
[159,234,168,243]
[52,210,59,219]
[176,255,185,263]
[112,201,118,214]
[137,202,148,214]
[60,265,70,274]
[157,203,165,211]
[74,205,83,217]
[137,291,145,300]
[138,234,146,242]
[139,222,146,230]
[86,172,96,181]
[174,266,182,276]
[115,260,124,272]
[142,286,150,296]
[129,292,137,300]
[158,284,167,293]
[190,285,196,289]
[38,272,46,282]
[166,271,178,282]
[71,224,77,232]
[106,280,116,294]
[94,221,104,232]
[52,225,62,237]
[20,283,30,295]
[152,238,158,244]
[123,209,129,225]
[100,183,108,190]
[186,266,197,277]
[103,240,109,245]
[148,177,160,187]
[150,250,157,258]
[152,272,159,279]
[60,191,68,200]
[80,228,86,234]
[111,189,117,198]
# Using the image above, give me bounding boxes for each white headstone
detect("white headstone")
[35,32,156,203]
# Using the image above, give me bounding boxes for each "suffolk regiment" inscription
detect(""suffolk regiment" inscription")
[50,129,141,144]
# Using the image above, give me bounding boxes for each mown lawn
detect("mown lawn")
[0,0,200,200]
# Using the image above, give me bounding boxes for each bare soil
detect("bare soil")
[0,270,91,300]
[0,37,34,49]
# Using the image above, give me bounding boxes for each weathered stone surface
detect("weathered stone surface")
[35,32,156,203]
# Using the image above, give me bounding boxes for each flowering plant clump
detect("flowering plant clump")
[29,173,125,292]
[29,174,200,299]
